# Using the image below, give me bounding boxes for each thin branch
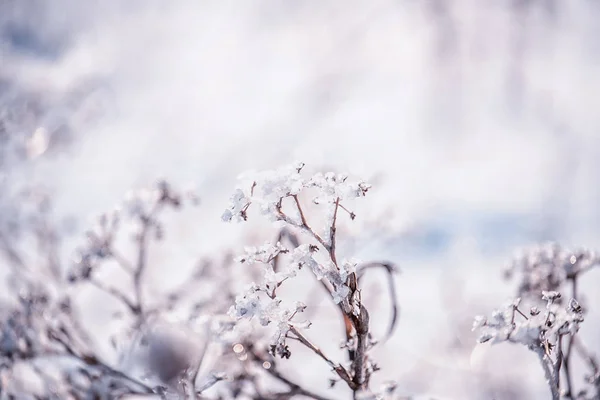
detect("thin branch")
[249,351,336,400]
[349,305,370,392]
[328,197,340,267]
[515,308,529,320]
[563,335,575,398]
[109,248,136,275]
[533,346,560,400]
[133,202,163,314]
[188,327,211,388]
[89,278,140,315]
[86,230,135,275]
[288,326,355,388]
[291,195,328,250]
[195,374,226,395]
[555,335,563,393]
[356,261,400,342]
[49,329,153,394]
[562,275,578,398]
[338,203,355,220]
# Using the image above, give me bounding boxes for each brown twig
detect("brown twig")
[249,349,337,400]
[328,198,340,267]
[89,278,140,315]
[289,194,372,394]
[288,326,355,389]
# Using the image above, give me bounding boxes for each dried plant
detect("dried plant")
[473,244,600,400]
[5,160,600,400]
[221,162,400,399]
[0,163,404,400]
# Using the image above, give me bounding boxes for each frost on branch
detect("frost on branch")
[504,242,600,299]
[221,162,371,307]
[473,292,585,400]
[477,243,600,400]
[221,162,370,227]
[228,241,310,359]
[473,293,583,347]
[289,244,353,304]
[222,162,397,396]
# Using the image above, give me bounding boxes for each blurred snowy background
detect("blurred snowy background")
[2,0,600,398]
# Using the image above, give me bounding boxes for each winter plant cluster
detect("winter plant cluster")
[0,163,403,400]
[221,163,400,399]
[473,244,600,399]
[1,162,600,400]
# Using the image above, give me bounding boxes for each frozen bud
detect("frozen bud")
[380,381,398,394]
[478,333,494,344]
[472,316,487,331]
[568,298,582,314]
[542,291,561,303]
[221,209,233,222]
[530,306,540,316]
[295,302,307,312]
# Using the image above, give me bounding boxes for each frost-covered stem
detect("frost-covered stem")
[188,326,211,390]
[133,224,149,313]
[515,307,529,320]
[49,329,153,394]
[292,195,328,250]
[89,278,140,314]
[181,378,194,400]
[353,333,367,396]
[195,374,226,394]
[533,346,560,400]
[563,275,579,398]
[555,335,563,393]
[288,326,355,388]
[350,305,370,394]
[288,197,340,300]
[133,202,162,315]
[291,195,364,382]
[328,197,340,267]
[109,248,135,274]
[564,335,575,398]
[86,230,135,275]
[249,350,336,400]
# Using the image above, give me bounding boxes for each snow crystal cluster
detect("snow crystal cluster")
[504,243,600,298]
[227,242,316,359]
[68,180,195,283]
[473,291,584,348]
[221,162,370,230]
[223,163,370,358]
